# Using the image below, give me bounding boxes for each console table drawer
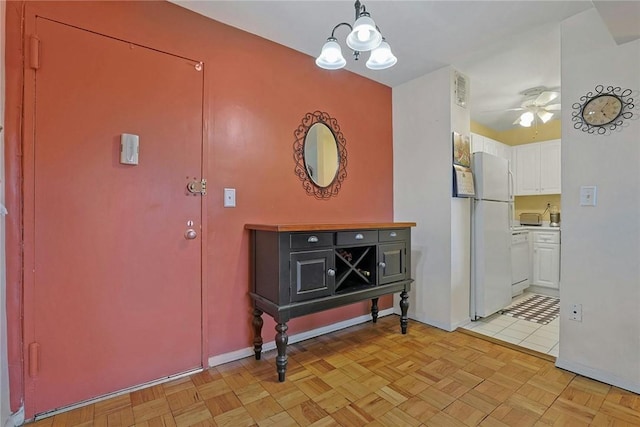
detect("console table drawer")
[336,230,377,246]
[379,228,408,242]
[290,232,334,249]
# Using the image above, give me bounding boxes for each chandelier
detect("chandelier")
[315,0,397,71]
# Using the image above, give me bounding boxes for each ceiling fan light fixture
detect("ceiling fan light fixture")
[510,87,561,128]
[316,38,347,69]
[316,1,394,71]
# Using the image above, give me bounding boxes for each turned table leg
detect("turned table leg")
[371,298,379,323]
[252,309,263,360]
[400,290,409,334]
[275,322,289,382]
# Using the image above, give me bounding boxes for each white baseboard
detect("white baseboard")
[5,406,23,427]
[451,317,472,331]
[406,311,456,332]
[208,308,394,367]
[527,285,559,298]
[32,368,201,422]
[555,358,640,394]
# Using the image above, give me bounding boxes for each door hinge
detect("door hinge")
[30,35,40,70]
[29,342,40,377]
[186,178,207,196]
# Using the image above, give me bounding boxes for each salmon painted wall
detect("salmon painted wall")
[4,1,394,411]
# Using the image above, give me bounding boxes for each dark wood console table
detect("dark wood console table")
[246,222,416,381]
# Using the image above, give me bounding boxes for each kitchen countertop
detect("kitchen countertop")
[512,223,561,232]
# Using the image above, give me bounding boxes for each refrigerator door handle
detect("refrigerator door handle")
[509,202,514,230]
[508,169,514,201]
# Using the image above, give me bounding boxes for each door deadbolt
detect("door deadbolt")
[186,179,207,195]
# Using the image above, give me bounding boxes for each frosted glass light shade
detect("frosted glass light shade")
[521,111,534,122]
[315,39,347,70]
[366,40,397,70]
[537,110,554,123]
[519,111,534,127]
[346,15,382,51]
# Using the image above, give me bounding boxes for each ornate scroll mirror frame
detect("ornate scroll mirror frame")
[293,111,347,199]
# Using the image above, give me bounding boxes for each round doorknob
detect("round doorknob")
[379,262,386,269]
[185,229,197,240]
[327,268,336,277]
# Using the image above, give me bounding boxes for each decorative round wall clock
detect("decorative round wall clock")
[572,85,635,134]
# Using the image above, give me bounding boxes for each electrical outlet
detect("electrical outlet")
[569,303,582,322]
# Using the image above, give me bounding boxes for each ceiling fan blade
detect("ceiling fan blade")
[537,110,554,123]
[479,107,524,113]
[535,91,559,106]
[545,104,561,111]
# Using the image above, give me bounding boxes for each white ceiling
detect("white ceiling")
[171,1,640,131]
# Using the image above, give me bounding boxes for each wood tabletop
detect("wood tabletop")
[245,222,417,232]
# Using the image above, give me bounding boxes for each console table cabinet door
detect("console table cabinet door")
[378,242,406,285]
[290,250,335,302]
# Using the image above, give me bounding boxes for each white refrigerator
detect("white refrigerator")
[471,152,512,319]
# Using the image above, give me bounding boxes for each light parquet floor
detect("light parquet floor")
[28,315,640,427]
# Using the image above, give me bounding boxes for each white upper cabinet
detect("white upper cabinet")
[471,133,511,161]
[512,139,561,195]
[471,133,484,153]
[483,136,499,157]
[514,143,541,195]
[539,140,561,194]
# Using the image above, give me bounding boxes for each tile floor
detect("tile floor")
[462,292,560,357]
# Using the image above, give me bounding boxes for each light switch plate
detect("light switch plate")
[120,133,139,165]
[580,186,597,206]
[224,188,236,208]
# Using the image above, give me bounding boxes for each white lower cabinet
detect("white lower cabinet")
[532,231,560,289]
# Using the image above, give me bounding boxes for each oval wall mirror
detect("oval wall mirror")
[304,123,339,188]
[293,111,347,199]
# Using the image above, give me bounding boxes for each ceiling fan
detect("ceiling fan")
[510,86,561,127]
